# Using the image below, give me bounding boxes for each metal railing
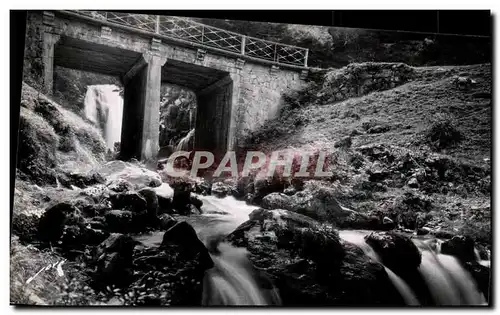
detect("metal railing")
[74,11,309,67]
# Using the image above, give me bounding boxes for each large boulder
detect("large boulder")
[58,170,106,189]
[154,183,174,214]
[138,187,159,217]
[104,210,134,233]
[110,192,147,213]
[170,181,193,215]
[92,234,138,288]
[364,232,422,276]
[227,209,351,305]
[37,201,80,243]
[97,160,162,190]
[441,235,476,263]
[59,224,109,250]
[131,223,212,305]
[463,262,491,303]
[211,181,232,198]
[161,221,213,269]
[335,243,406,305]
[260,181,356,225]
[261,193,293,210]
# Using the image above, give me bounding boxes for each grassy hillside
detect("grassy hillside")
[240,63,491,244]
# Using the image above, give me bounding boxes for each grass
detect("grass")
[239,63,491,244]
[10,237,96,305]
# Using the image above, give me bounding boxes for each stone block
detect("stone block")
[101,26,112,39]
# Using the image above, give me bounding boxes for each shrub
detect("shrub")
[425,113,463,150]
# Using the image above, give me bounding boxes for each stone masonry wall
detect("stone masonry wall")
[159,44,306,151]
[32,11,308,155]
[317,62,415,104]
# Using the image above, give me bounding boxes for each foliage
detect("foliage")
[425,113,463,150]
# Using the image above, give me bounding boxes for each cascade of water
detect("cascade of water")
[175,129,195,152]
[338,230,420,306]
[84,85,123,150]
[339,230,487,306]
[192,195,281,306]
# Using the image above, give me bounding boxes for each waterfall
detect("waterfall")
[338,230,420,306]
[84,85,123,150]
[185,195,281,306]
[137,192,489,306]
[339,230,488,306]
[175,129,195,152]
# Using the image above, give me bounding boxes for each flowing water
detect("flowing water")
[339,230,489,306]
[136,194,281,305]
[136,192,489,306]
[175,129,195,152]
[84,85,123,150]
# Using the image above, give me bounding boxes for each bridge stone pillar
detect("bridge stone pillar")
[120,49,166,167]
[42,11,60,95]
[195,75,233,162]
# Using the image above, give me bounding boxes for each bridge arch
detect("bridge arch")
[39,10,309,167]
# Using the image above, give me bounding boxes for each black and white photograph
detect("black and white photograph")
[8,8,492,307]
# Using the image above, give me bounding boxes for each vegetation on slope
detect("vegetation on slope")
[239,63,491,244]
[195,17,491,68]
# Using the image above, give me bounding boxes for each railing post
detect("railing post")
[155,15,160,33]
[241,35,246,55]
[304,48,309,67]
[274,44,277,63]
[201,25,205,44]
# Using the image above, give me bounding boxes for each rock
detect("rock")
[365,232,421,277]
[261,193,293,210]
[337,243,406,305]
[93,233,137,287]
[463,261,491,302]
[211,181,232,198]
[154,183,174,214]
[171,180,193,215]
[194,178,212,195]
[110,191,147,213]
[161,221,213,269]
[350,129,363,136]
[453,76,475,90]
[334,136,352,149]
[104,210,133,233]
[97,160,162,190]
[368,169,390,182]
[416,227,431,235]
[432,229,456,239]
[228,209,401,305]
[190,195,203,210]
[287,182,352,224]
[61,171,106,189]
[158,213,177,230]
[38,202,79,243]
[383,216,394,225]
[107,178,133,193]
[60,225,109,249]
[138,187,159,217]
[367,125,391,134]
[253,175,287,203]
[72,195,110,218]
[441,235,476,263]
[283,186,297,196]
[407,177,419,188]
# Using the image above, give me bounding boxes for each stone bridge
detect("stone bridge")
[39,10,309,165]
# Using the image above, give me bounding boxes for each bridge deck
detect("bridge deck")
[60,10,309,69]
